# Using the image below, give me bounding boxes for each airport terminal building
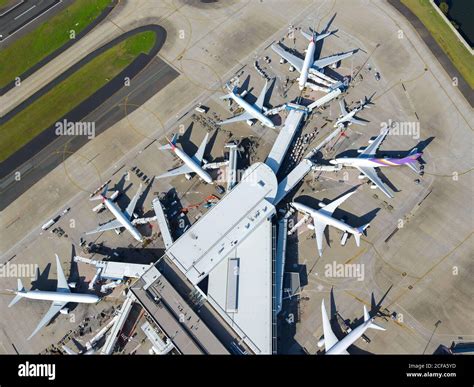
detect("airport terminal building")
[131,162,284,354]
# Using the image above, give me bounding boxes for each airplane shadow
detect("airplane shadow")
[204,128,219,162]
[313,13,337,60]
[177,122,197,156]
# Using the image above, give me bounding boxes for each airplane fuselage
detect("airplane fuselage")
[172,146,213,184]
[104,199,143,242]
[326,319,372,355]
[19,290,99,304]
[331,155,420,168]
[230,93,275,128]
[335,109,359,127]
[299,39,316,90]
[292,202,359,236]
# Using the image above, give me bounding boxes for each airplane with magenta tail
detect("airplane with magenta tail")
[330,128,423,198]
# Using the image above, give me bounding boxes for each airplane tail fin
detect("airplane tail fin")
[406,148,422,173]
[353,223,370,247]
[364,305,386,331]
[90,184,108,201]
[220,86,238,100]
[408,148,422,160]
[8,279,25,307]
[158,134,178,150]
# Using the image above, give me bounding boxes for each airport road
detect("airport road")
[0,0,139,116]
[0,56,179,210]
[0,0,65,43]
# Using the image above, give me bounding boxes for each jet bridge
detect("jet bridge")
[152,197,173,249]
[225,143,238,191]
[265,105,308,175]
[273,158,314,205]
[307,87,342,111]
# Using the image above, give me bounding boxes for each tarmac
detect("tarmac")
[0,0,472,355]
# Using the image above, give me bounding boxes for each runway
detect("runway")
[0,0,116,95]
[0,26,178,210]
[0,0,61,42]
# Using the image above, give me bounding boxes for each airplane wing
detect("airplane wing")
[360,128,389,157]
[356,166,394,198]
[271,43,303,73]
[86,219,123,235]
[28,301,67,340]
[125,185,142,220]
[255,81,268,111]
[192,133,209,164]
[156,164,194,179]
[319,192,355,217]
[312,218,327,257]
[54,254,70,293]
[349,117,368,126]
[321,299,339,351]
[313,50,355,69]
[219,111,254,125]
[339,99,348,116]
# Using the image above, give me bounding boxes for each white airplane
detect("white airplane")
[291,191,369,257]
[219,81,275,128]
[156,133,214,184]
[272,29,357,91]
[8,254,99,340]
[329,128,423,198]
[86,184,144,242]
[320,299,385,355]
[92,189,119,212]
[334,96,372,127]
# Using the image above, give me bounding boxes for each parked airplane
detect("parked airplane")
[86,184,144,242]
[291,191,369,256]
[320,299,385,355]
[8,255,99,340]
[156,133,214,184]
[329,128,423,198]
[62,343,95,355]
[219,81,275,128]
[92,189,119,212]
[334,96,373,128]
[271,28,357,91]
